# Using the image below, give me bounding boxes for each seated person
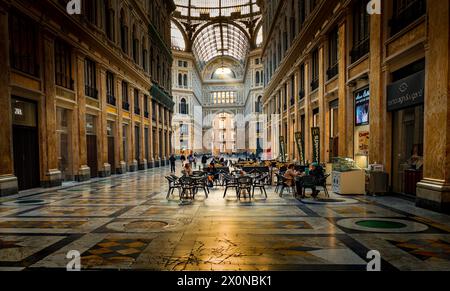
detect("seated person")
[284,164,304,196]
[309,163,325,198]
[182,163,193,177]
[206,162,218,187]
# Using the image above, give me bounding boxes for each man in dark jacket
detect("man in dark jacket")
[169,154,177,173]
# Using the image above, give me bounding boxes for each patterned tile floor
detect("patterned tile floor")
[0,163,450,271]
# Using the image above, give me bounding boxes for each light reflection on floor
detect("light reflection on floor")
[0,163,449,271]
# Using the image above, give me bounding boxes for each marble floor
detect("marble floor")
[0,164,450,271]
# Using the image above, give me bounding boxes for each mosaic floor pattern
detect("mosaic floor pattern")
[0,162,450,271]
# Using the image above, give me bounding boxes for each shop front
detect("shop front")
[353,87,370,169]
[11,97,40,191]
[388,62,425,197]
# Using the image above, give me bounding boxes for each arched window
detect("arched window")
[180,98,188,115]
[156,55,160,82]
[142,37,147,71]
[132,25,139,64]
[256,96,262,113]
[183,74,188,87]
[86,0,97,25]
[103,0,114,41]
[150,47,154,76]
[178,73,183,87]
[120,9,128,53]
[162,62,166,87]
[255,71,260,85]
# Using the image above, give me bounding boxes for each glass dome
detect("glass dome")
[212,67,236,80]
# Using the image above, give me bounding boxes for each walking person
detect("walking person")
[180,154,186,166]
[169,154,177,173]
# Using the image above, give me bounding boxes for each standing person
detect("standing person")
[201,155,208,170]
[193,156,198,170]
[180,154,186,166]
[169,154,176,173]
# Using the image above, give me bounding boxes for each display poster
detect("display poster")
[294,132,305,165]
[358,131,370,155]
[355,87,370,126]
[279,136,286,162]
[311,127,320,163]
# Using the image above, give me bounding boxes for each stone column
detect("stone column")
[304,60,311,163]
[0,5,18,195]
[74,52,90,181]
[148,98,154,168]
[129,86,137,172]
[368,12,384,164]
[42,30,62,187]
[139,91,147,170]
[155,102,161,167]
[417,1,450,213]
[98,66,111,177]
[294,70,300,161]
[285,81,292,160]
[338,19,348,158]
[318,43,326,163]
[116,76,126,174]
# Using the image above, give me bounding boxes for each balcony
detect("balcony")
[311,79,319,91]
[299,89,305,100]
[350,37,370,63]
[150,84,175,111]
[326,63,339,80]
[107,95,116,106]
[122,101,130,111]
[85,86,98,99]
[389,0,426,36]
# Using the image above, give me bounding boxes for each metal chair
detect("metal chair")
[165,176,181,199]
[223,174,238,198]
[302,175,318,198]
[237,176,253,199]
[179,176,195,200]
[275,173,288,193]
[276,174,294,197]
[193,176,209,198]
[315,174,331,198]
[252,174,268,198]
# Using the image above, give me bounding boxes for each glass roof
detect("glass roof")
[256,26,263,47]
[171,21,186,51]
[192,23,249,65]
[172,0,261,68]
[174,0,259,18]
